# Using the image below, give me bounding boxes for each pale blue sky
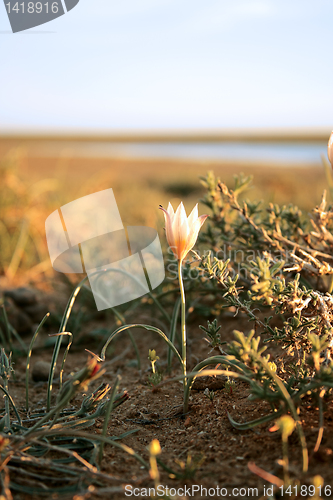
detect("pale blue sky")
[1,0,332,130]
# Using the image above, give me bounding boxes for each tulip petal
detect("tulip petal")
[167,202,175,223]
[160,202,208,261]
[167,202,175,216]
[182,214,208,259]
[173,202,189,260]
[159,205,176,255]
[187,203,198,227]
[328,131,333,166]
[197,213,209,228]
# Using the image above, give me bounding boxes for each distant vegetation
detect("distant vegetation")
[0,135,331,281]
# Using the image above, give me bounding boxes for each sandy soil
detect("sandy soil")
[5,290,333,500]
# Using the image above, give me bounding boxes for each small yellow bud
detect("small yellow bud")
[149,439,161,456]
[268,362,277,372]
[271,415,295,440]
[148,349,159,362]
[312,475,324,488]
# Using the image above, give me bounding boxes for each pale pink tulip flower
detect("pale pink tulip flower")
[159,202,208,262]
[159,201,208,396]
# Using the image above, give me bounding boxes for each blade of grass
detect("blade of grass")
[20,427,149,469]
[26,312,50,411]
[227,408,284,430]
[47,275,90,411]
[49,331,73,390]
[0,384,22,426]
[99,376,120,464]
[87,323,183,369]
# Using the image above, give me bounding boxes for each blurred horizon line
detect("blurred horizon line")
[0,127,331,144]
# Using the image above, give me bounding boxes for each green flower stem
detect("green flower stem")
[167,296,181,373]
[178,259,187,391]
[282,436,290,485]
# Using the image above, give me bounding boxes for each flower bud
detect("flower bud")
[57,356,103,404]
[148,349,159,363]
[149,439,161,456]
[95,391,129,416]
[80,383,111,414]
[269,415,295,440]
[0,349,13,380]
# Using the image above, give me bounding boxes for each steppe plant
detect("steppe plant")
[148,349,163,387]
[159,202,208,390]
[82,202,209,414]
